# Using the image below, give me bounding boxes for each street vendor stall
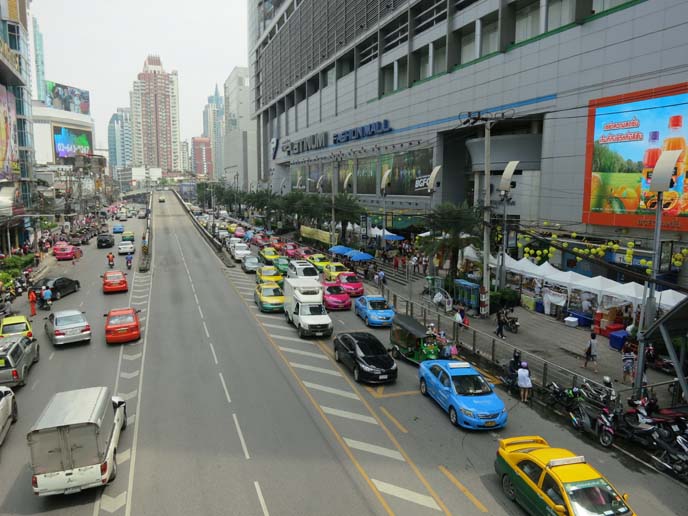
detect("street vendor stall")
[569,276,621,328]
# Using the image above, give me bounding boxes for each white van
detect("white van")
[284,278,333,338]
[287,260,319,279]
[27,387,126,496]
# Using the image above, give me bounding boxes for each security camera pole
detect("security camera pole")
[498,161,520,289]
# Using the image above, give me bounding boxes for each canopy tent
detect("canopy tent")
[384,234,405,241]
[329,245,353,255]
[462,244,497,267]
[603,281,646,306]
[508,257,543,278]
[574,276,622,299]
[543,270,589,290]
[538,262,560,277]
[369,227,401,239]
[347,251,374,262]
[657,289,688,310]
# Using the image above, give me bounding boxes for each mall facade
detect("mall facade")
[249,1,688,247]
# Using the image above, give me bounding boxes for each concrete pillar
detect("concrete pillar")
[393,60,399,91]
[539,0,548,33]
[474,19,482,60]
[428,42,434,77]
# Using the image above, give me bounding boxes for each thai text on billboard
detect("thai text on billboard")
[583,83,688,231]
[45,81,91,115]
[53,125,93,159]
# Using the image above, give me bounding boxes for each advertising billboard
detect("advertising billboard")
[0,84,19,181]
[355,157,377,194]
[583,83,688,231]
[45,81,91,115]
[380,148,433,196]
[53,125,93,159]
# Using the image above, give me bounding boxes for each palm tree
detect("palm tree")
[419,202,481,279]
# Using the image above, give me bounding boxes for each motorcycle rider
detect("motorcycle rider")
[125,252,133,268]
[106,252,115,267]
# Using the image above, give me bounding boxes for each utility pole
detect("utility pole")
[482,120,493,317]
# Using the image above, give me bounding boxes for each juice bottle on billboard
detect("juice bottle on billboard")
[640,131,661,210]
[661,115,686,214]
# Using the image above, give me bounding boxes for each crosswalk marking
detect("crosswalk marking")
[321,406,378,424]
[279,346,329,360]
[303,381,359,400]
[290,362,341,376]
[372,479,441,511]
[344,438,405,461]
[269,334,309,343]
[262,323,290,330]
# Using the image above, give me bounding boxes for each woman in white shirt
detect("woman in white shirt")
[517,362,533,403]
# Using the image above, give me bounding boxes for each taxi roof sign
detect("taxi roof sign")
[448,361,471,369]
[547,456,586,468]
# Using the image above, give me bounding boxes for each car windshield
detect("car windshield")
[326,286,345,295]
[340,275,359,284]
[333,264,347,271]
[56,314,85,326]
[262,287,283,297]
[302,267,318,277]
[264,248,276,254]
[300,304,326,315]
[262,268,278,276]
[245,257,259,265]
[109,314,135,325]
[312,255,326,261]
[275,258,289,265]
[369,300,389,310]
[565,479,631,516]
[107,273,124,281]
[355,337,387,356]
[2,323,28,333]
[452,374,492,395]
[235,244,248,251]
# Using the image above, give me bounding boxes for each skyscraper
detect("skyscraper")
[32,16,45,101]
[107,107,132,175]
[129,55,182,172]
[192,137,213,177]
[181,140,190,173]
[223,67,256,190]
[203,85,224,179]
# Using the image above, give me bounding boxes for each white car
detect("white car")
[231,243,251,261]
[118,242,135,255]
[0,386,17,446]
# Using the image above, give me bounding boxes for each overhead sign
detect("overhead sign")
[333,120,392,145]
[281,132,328,156]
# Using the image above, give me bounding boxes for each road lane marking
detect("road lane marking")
[279,346,329,360]
[321,406,378,425]
[127,415,136,427]
[380,407,408,434]
[233,413,250,460]
[290,362,341,376]
[193,293,200,304]
[117,449,131,464]
[236,286,254,292]
[372,479,441,511]
[302,381,359,399]
[338,320,346,325]
[132,294,148,299]
[100,492,127,513]
[30,380,40,391]
[262,323,290,330]
[218,372,232,403]
[197,305,204,319]
[120,370,139,379]
[254,481,270,516]
[118,390,138,401]
[269,334,309,343]
[256,313,280,319]
[122,353,142,361]
[203,321,210,338]
[366,387,419,399]
[438,465,489,513]
[209,342,218,365]
[344,438,405,461]
[48,352,55,361]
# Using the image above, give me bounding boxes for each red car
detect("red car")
[283,243,299,258]
[322,282,352,311]
[335,272,365,297]
[54,245,77,261]
[104,308,141,344]
[234,227,245,238]
[102,270,128,293]
[251,234,269,248]
[295,246,316,259]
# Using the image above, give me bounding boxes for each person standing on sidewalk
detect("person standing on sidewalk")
[28,288,37,316]
[495,308,506,339]
[582,332,598,373]
[621,343,636,384]
[517,362,532,402]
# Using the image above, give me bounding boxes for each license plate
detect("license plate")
[67,329,80,336]
[118,328,128,333]
[484,421,496,427]
[65,487,82,495]
[379,375,388,380]
[315,332,324,336]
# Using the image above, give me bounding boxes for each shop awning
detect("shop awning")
[657,289,687,310]
[0,185,15,218]
[537,262,560,277]
[604,281,646,306]
[574,276,621,297]
[508,257,543,278]
[543,270,589,290]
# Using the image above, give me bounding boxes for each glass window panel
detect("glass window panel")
[355,157,378,194]
[481,20,498,55]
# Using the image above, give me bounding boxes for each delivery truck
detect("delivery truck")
[284,278,333,338]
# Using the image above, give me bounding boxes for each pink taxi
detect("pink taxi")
[335,272,364,297]
[322,282,352,311]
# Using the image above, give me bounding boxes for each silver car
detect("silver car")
[44,310,92,346]
[0,335,39,387]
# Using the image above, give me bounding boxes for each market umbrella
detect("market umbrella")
[329,245,353,255]
[384,234,405,241]
[347,251,374,262]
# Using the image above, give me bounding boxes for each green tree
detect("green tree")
[333,193,365,245]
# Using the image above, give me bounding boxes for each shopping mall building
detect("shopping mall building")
[249,1,688,267]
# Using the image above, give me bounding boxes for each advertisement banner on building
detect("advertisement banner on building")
[300,225,337,245]
[0,84,19,180]
[356,157,377,194]
[380,148,433,196]
[53,125,93,159]
[291,165,306,191]
[45,81,91,115]
[583,83,688,231]
[338,159,354,193]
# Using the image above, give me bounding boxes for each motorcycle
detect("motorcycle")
[108,260,115,269]
[126,259,133,270]
[570,403,615,447]
[626,396,688,432]
[608,407,658,448]
[651,428,688,482]
[580,378,617,408]
[545,382,583,412]
[505,308,520,333]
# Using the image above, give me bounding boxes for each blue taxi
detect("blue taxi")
[419,360,507,430]
[354,295,395,327]
[112,224,125,234]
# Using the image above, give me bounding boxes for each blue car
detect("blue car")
[354,295,395,327]
[112,224,124,234]
[419,360,507,430]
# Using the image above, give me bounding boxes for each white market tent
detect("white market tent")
[575,276,622,300]
[538,262,560,277]
[369,227,400,238]
[657,289,687,310]
[543,270,589,290]
[603,281,646,308]
[509,257,543,278]
[463,244,497,267]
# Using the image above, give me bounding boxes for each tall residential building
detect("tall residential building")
[129,55,182,172]
[32,16,45,101]
[192,137,212,177]
[203,84,224,179]
[107,108,132,175]
[181,140,190,173]
[223,67,256,190]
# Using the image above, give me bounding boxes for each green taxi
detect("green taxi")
[254,282,285,312]
[273,256,290,274]
[495,436,635,516]
[121,231,135,242]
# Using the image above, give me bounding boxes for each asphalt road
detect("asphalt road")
[1,193,686,516]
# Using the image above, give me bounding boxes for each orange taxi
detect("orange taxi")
[104,308,141,344]
[101,271,129,293]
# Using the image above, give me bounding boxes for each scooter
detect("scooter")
[651,429,688,482]
[626,396,688,431]
[126,260,132,270]
[505,308,520,333]
[569,403,615,447]
[545,382,582,412]
[580,378,617,408]
[608,407,658,448]
[108,260,115,269]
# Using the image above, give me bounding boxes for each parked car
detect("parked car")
[323,262,349,281]
[30,277,80,300]
[354,296,395,327]
[322,283,352,311]
[0,386,17,445]
[231,243,251,261]
[0,334,39,387]
[241,255,261,273]
[0,315,33,338]
[97,234,115,248]
[306,254,330,272]
[256,266,283,286]
[44,310,92,346]
[335,272,364,297]
[333,332,397,383]
[419,360,507,429]
[254,282,285,312]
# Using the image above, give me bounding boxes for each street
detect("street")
[0,193,685,516]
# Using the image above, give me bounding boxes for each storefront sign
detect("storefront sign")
[282,132,328,156]
[414,175,431,191]
[333,120,392,145]
[0,39,20,72]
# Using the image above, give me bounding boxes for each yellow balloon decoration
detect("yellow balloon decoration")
[583,249,590,254]
[627,242,635,248]
[645,268,652,275]
[552,234,558,240]
[536,250,542,256]
[562,242,569,248]
[571,232,577,238]
[646,260,653,268]
[639,259,647,266]
[625,256,632,263]
[683,249,688,256]
[543,221,549,226]
[517,243,523,248]
[576,256,582,261]
[613,244,620,251]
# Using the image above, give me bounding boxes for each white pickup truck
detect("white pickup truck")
[284,278,333,338]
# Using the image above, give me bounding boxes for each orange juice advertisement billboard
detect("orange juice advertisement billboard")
[583,83,688,231]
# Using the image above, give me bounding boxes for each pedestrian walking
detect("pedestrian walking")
[621,343,637,384]
[393,255,399,272]
[411,255,419,274]
[28,288,37,316]
[495,308,506,339]
[517,362,532,402]
[582,332,598,372]
[422,255,429,275]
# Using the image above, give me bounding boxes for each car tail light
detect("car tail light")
[82,325,91,333]
[54,330,65,336]
[32,475,38,488]
[100,461,108,477]
[12,369,18,380]
[27,331,33,338]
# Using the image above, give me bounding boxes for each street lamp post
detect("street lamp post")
[497,161,520,290]
[380,169,392,250]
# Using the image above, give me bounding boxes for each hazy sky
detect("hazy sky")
[31,0,248,148]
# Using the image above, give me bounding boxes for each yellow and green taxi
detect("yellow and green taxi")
[495,436,635,516]
[254,282,285,312]
[323,262,349,281]
[273,256,290,274]
[256,266,284,286]
[228,223,238,234]
[121,231,135,242]
[259,246,280,264]
[306,253,330,272]
[0,315,33,338]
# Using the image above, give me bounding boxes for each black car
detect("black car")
[30,277,80,300]
[333,332,397,384]
[97,234,115,248]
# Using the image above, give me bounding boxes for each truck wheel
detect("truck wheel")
[298,326,305,338]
